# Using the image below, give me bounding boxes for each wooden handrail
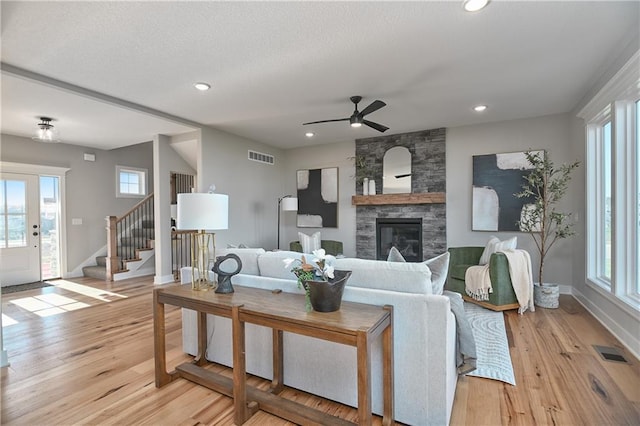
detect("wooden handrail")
[105,193,154,281]
[115,193,155,226]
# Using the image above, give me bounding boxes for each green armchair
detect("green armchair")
[445,246,519,311]
[289,240,344,256]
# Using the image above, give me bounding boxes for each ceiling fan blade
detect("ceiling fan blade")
[395,173,412,179]
[360,100,386,117]
[363,119,389,133]
[302,118,349,125]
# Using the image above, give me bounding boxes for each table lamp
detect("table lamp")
[177,191,229,290]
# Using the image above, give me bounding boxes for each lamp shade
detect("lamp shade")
[281,197,298,211]
[177,193,229,230]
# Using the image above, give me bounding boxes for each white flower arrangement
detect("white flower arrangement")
[283,248,336,310]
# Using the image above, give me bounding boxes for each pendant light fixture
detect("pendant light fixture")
[32,117,61,143]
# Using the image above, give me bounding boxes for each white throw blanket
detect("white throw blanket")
[465,249,535,314]
[464,263,492,301]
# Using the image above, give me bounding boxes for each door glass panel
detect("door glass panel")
[40,176,60,279]
[2,179,27,248]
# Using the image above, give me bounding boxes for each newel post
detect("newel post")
[106,215,119,281]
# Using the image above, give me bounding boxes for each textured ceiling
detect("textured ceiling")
[1,1,638,150]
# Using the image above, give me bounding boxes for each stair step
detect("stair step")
[131,229,154,238]
[96,256,107,267]
[82,265,107,280]
[120,237,150,247]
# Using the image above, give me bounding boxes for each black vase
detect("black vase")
[304,270,351,312]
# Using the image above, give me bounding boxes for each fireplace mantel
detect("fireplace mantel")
[351,192,445,206]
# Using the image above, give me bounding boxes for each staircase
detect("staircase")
[82,219,155,280]
[82,194,155,281]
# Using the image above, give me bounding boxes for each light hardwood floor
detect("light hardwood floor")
[1,276,638,425]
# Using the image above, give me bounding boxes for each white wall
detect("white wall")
[282,141,356,256]
[198,126,286,250]
[446,113,578,287]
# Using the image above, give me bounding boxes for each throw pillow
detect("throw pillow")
[298,231,321,253]
[424,252,450,295]
[495,236,517,252]
[479,236,517,265]
[387,246,406,262]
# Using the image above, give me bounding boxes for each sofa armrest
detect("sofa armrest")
[489,252,513,288]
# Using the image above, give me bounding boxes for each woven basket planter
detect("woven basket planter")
[533,283,560,309]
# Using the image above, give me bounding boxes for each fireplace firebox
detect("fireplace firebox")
[376,218,423,262]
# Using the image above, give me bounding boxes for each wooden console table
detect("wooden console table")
[154,285,394,425]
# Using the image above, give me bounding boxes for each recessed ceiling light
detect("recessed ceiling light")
[194,82,211,91]
[473,104,488,112]
[305,132,315,138]
[463,0,490,12]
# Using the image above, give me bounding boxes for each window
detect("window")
[116,166,147,198]
[581,51,640,310]
[602,121,612,282]
[0,179,27,248]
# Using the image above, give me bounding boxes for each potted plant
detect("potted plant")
[515,150,580,308]
[283,249,351,312]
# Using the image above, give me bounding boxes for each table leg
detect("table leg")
[194,311,208,366]
[382,306,395,425]
[356,329,373,426]
[271,329,284,394]
[153,289,172,387]
[232,305,248,425]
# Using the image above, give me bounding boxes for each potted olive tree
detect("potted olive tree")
[515,150,580,308]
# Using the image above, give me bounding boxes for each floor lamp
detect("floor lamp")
[277,195,298,249]
[177,192,229,291]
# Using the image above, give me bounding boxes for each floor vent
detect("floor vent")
[248,150,274,165]
[593,345,629,363]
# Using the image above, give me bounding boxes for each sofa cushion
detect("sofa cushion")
[216,248,265,276]
[425,252,450,295]
[258,250,306,280]
[333,257,432,294]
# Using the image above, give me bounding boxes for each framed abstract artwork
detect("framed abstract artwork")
[472,150,542,231]
[296,167,338,228]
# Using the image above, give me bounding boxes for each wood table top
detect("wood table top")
[155,284,391,336]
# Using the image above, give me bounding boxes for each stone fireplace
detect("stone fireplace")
[354,128,446,261]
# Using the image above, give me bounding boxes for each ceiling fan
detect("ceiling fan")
[303,96,389,133]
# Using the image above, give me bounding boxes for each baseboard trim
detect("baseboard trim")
[559,284,572,294]
[154,274,176,285]
[571,288,640,360]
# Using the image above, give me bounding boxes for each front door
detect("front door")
[0,173,40,286]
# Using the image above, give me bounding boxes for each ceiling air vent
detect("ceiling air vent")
[248,150,274,165]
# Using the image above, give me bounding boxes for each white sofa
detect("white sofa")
[181,249,457,425]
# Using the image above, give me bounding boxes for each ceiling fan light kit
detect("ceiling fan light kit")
[463,0,490,12]
[303,95,389,133]
[32,117,61,143]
